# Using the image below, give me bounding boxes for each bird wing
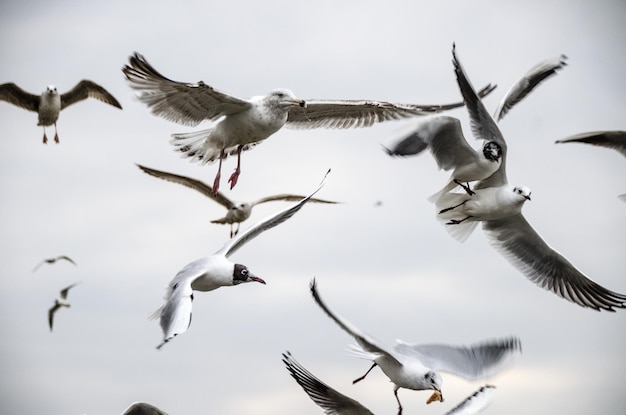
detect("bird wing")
[285,84,496,129]
[483,214,626,311]
[122,52,251,126]
[48,303,61,331]
[251,194,339,207]
[282,351,375,415]
[310,278,402,366]
[444,385,497,415]
[136,164,234,208]
[32,260,46,272]
[555,130,626,157]
[156,276,194,350]
[217,169,330,258]
[494,54,567,122]
[60,80,122,110]
[59,282,80,299]
[394,337,521,380]
[0,82,40,112]
[57,255,77,266]
[452,44,508,189]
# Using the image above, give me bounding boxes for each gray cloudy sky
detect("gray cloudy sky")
[0,1,625,414]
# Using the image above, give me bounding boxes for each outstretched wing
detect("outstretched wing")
[0,82,40,112]
[217,169,330,257]
[494,54,567,122]
[136,164,234,209]
[282,351,374,415]
[555,130,626,157]
[286,84,496,129]
[483,214,626,311]
[394,337,521,380]
[445,385,497,415]
[452,44,508,189]
[252,194,339,207]
[60,80,122,110]
[122,52,250,126]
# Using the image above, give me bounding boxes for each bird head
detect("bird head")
[513,186,532,201]
[232,264,266,285]
[424,370,443,393]
[267,88,306,110]
[483,141,503,162]
[46,85,57,95]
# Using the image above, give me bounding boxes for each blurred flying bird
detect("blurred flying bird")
[0,80,122,143]
[137,163,339,237]
[32,255,76,272]
[48,282,80,332]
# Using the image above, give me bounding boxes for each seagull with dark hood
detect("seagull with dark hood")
[122,52,495,194]
[153,170,330,349]
[435,44,626,311]
[0,80,122,143]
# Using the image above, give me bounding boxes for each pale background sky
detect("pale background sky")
[0,1,624,414]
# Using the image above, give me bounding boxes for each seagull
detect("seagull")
[493,54,567,122]
[136,163,339,237]
[122,402,168,415]
[310,278,520,415]
[122,52,496,194]
[435,44,626,311]
[283,350,497,415]
[0,80,122,143]
[153,170,330,349]
[48,282,80,332]
[384,54,567,201]
[32,255,77,272]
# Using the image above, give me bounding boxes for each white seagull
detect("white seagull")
[122,402,168,415]
[137,163,339,237]
[384,54,566,201]
[153,170,330,349]
[435,44,626,311]
[48,282,80,332]
[122,52,495,194]
[32,255,77,272]
[283,350,497,415]
[0,80,122,143]
[310,278,520,415]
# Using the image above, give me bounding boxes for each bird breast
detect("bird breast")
[37,93,61,126]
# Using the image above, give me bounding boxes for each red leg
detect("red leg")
[212,149,225,196]
[42,129,48,144]
[228,145,243,190]
[54,124,59,143]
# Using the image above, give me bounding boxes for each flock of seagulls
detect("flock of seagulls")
[3,42,624,414]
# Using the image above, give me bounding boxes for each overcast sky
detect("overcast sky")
[0,1,625,414]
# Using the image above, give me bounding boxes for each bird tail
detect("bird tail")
[170,128,222,165]
[346,343,380,360]
[427,179,458,203]
[148,305,163,321]
[434,191,478,243]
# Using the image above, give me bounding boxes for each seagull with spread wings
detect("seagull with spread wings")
[0,80,122,143]
[137,164,339,237]
[32,255,77,272]
[123,52,495,194]
[48,282,80,332]
[435,45,626,311]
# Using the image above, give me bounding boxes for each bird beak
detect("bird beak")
[296,99,307,108]
[525,193,532,201]
[249,274,266,285]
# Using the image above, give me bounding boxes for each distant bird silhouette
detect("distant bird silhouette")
[137,164,339,237]
[48,282,80,332]
[122,402,168,415]
[32,255,77,272]
[0,80,122,143]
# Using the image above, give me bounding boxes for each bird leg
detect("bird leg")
[228,145,244,190]
[53,123,59,144]
[438,200,468,214]
[42,128,48,144]
[212,149,225,196]
[446,216,472,225]
[394,387,403,415]
[353,362,377,384]
[454,179,475,196]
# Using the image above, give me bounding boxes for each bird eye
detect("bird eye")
[241,268,248,275]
